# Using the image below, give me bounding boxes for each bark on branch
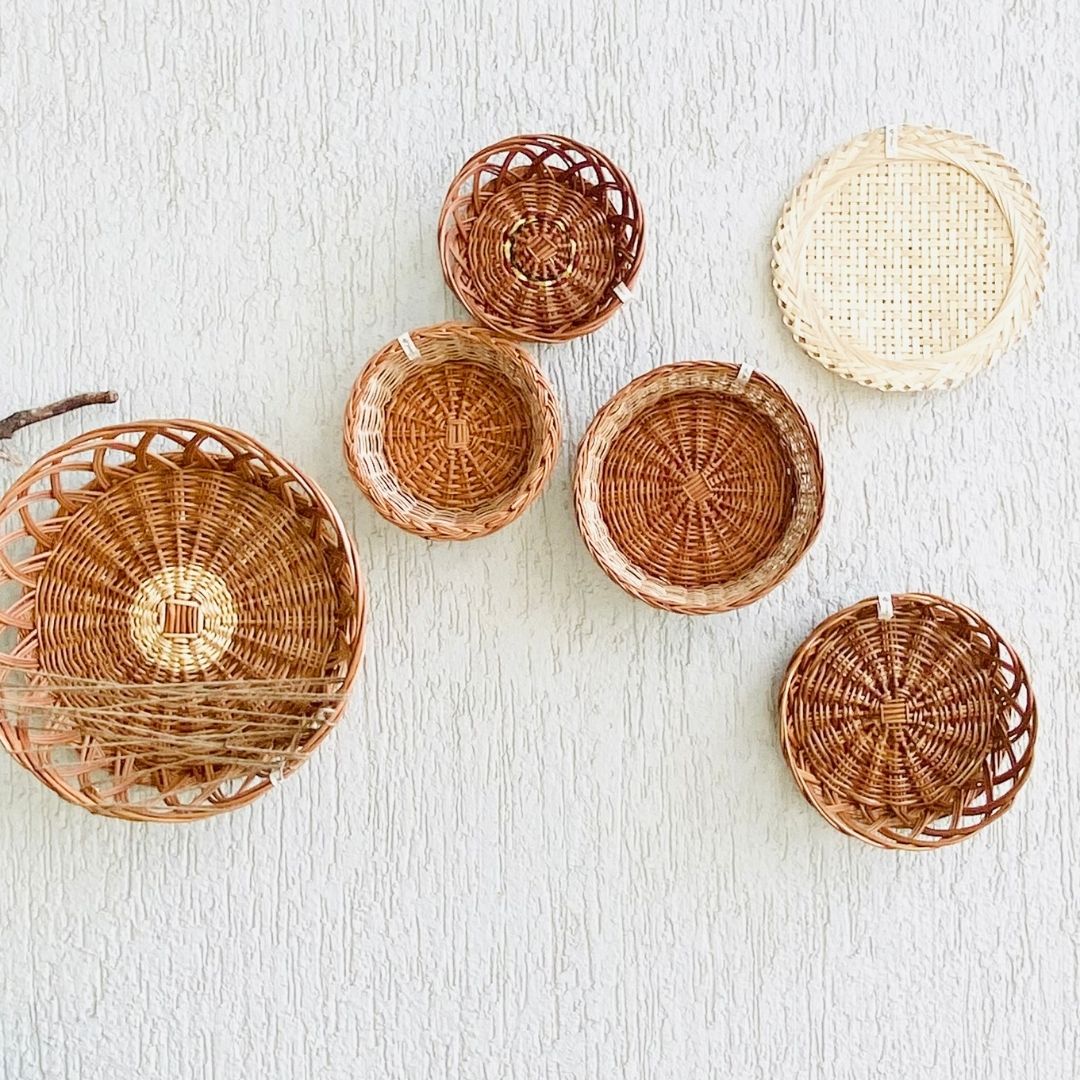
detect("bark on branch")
[0,392,119,440]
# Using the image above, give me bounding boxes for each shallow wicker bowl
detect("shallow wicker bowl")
[780,594,1036,849]
[0,421,366,821]
[439,134,645,341]
[574,362,825,614]
[772,125,1047,391]
[344,322,562,540]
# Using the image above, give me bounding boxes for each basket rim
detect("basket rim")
[573,361,825,615]
[343,321,563,541]
[771,124,1048,391]
[778,592,1037,849]
[438,133,645,342]
[0,418,367,821]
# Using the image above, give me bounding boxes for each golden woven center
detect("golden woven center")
[383,360,535,512]
[505,215,576,284]
[598,390,797,589]
[159,598,202,636]
[805,160,1013,359]
[878,696,910,726]
[130,566,239,674]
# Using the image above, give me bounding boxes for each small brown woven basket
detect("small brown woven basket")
[439,134,645,341]
[780,594,1036,849]
[0,420,366,821]
[343,322,562,540]
[574,362,825,614]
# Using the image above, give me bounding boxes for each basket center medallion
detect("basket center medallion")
[878,696,910,726]
[505,215,577,285]
[681,471,713,504]
[130,566,239,675]
[159,597,203,637]
[446,418,470,450]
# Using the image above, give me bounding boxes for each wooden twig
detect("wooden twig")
[0,392,118,440]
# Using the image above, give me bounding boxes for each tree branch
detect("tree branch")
[0,392,119,440]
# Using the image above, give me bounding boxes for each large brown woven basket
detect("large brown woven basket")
[780,594,1036,849]
[344,322,562,540]
[0,421,366,821]
[574,362,825,614]
[772,125,1047,391]
[439,134,645,342]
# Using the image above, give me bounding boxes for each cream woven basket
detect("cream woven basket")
[772,125,1047,391]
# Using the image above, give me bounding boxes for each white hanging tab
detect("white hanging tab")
[883,125,899,159]
[397,332,422,361]
[736,362,754,385]
[613,281,635,304]
[876,593,895,620]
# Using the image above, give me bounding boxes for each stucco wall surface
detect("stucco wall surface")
[1,1,1078,1077]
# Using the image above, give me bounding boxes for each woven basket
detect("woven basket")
[343,322,562,540]
[780,594,1036,849]
[438,134,645,341]
[772,125,1047,391]
[0,421,366,821]
[574,362,825,614]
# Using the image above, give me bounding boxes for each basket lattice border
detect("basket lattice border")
[438,133,645,342]
[0,419,367,821]
[779,593,1036,849]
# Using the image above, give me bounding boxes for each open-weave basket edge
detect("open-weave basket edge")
[437,133,646,342]
[0,419,367,821]
[777,592,1037,849]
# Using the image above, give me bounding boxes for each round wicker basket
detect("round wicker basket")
[439,134,645,342]
[574,362,825,614]
[0,421,366,821]
[780,594,1036,849]
[772,125,1047,391]
[343,322,562,540]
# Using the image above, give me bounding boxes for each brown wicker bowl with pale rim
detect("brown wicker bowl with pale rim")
[0,420,366,821]
[343,322,562,540]
[574,362,825,614]
[438,134,645,341]
[780,594,1036,849]
[772,125,1047,391]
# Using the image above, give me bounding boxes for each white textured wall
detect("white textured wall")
[1,2,1078,1077]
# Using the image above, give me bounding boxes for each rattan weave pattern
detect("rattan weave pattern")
[0,421,366,821]
[343,322,562,541]
[772,125,1047,390]
[780,594,1036,849]
[439,134,644,341]
[574,362,824,614]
